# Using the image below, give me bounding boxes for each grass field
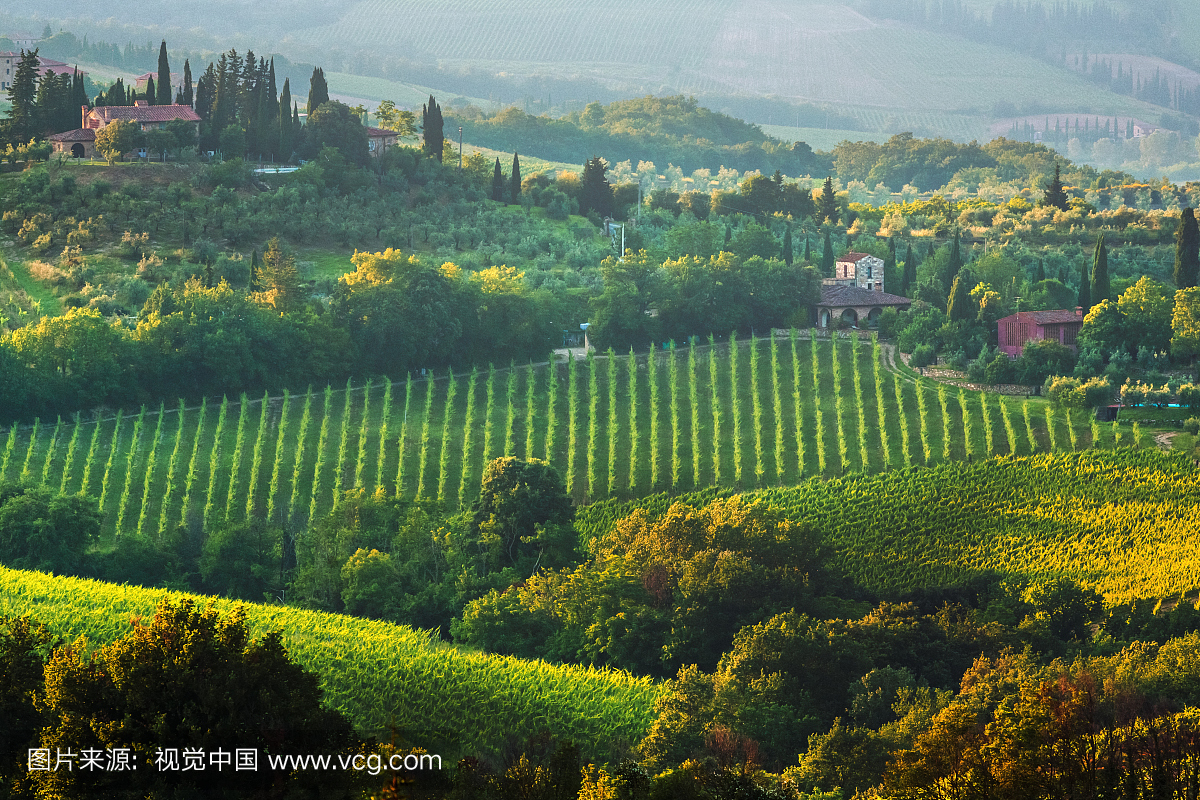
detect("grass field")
[0,566,659,761]
[577,449,1200,603]
[0,333,1094,540]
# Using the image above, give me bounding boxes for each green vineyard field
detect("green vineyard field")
[0,566,659,762]
[577,449,1200,603]
[0,333,1094,539]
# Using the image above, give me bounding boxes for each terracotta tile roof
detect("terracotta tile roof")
[90,104,200,124]
[998,309,1083,325]
[48,128,96,142]
[366,127,397,137]
[820,285,912,307]
[836,251,876,263]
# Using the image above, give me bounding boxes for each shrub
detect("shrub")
[1184,417,1200,436]
[910,344,936,368]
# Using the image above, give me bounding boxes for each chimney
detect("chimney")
[1075,306,1083,317]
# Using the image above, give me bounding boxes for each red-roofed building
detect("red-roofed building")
[997,309,1084,357]
[366,127,398,157]
[817,284,912,328]
[47,127,96,159]
[0,52,86,92]
[85,101,201,132]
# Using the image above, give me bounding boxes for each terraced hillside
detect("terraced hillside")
[0,332,1094,539]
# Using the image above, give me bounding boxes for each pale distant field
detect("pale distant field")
[758,125,889,151]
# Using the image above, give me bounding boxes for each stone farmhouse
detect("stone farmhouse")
[366,127,399,157]
[814,250,910,328]
[48,101,201,159]
[997,309,1084,358]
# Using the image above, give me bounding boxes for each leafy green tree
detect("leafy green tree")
[218,123,246,157]
[33,599,358,799]
[1091,234,1110,303]
[729,223,779,261]
[305,66,328,115]
[1172,286,1200,365]
[422,94,444,162]
[94,119,142,163]
[470,456,575,572]
[156,40,172,105]
[340,548,401,619]
[299,100,368,165]
[579,155,614,217]
[947,234,963,286]
[1175,207,1200,289]
[0,484,100,575]
[1117,276,1174,354]
[199,519,283,600]
[252,236,301,313]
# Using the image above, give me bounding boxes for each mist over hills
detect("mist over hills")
[4,0,1199,156]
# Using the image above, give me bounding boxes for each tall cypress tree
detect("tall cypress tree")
[182,59,193,107]
[509,152,521,203]
[422,95,444,162]
[781,223,793,266]
[277,78,293,157]
[820,230,835,276]
[306,67,328,115]
[1035,259,1046,283]
[156,40,172,105]
[1091,234,1110,302]
[803,235,811,262]
[947,233,963,286]
[884,237,897,291]
[1175,207,1200,289]
[146,76,156,105]
[947,268,975,322]
[1078,259,1092,314]
[902,242,915,295]
[818,176,838,223]
[491,158,505,202]
[579,155,613,216]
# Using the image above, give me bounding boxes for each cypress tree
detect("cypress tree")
[820,230,835,276]
[819,176,838,222]
[509,152,522,204]
[146,76,156,105]
[947,268,975,322]
[278,79,293,157]
[306,67,328,115]
[803,235,811,262]
[1091,234,1110,302]
[947,233,963,285]
[491,158,505,202]
[1078,259,1092,314]
[903,242,915,295]
[781,223,793,265]
[156,40,172,105]
[1175,207,1200,288]
[422,95,444,162]
[884,237,897,291]
[579,156,614,217]
[1035,259,1046,283]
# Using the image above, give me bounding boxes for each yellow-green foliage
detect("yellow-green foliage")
[0,566,660,762]
[578,450,1200,604]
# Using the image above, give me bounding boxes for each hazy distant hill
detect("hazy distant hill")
[3,0,1194,140]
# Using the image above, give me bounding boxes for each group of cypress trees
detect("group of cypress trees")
[193,47,301,158]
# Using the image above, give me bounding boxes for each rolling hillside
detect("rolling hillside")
[0,567,659,761]
[0,334,1094,540]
